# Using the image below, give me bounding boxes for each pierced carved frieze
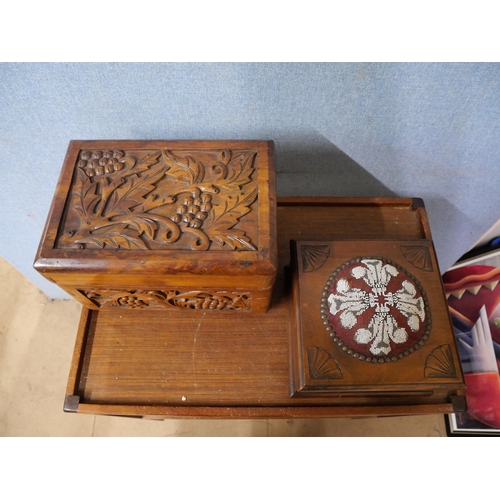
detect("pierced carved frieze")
[80,288,252,311]
[57,148,259,251]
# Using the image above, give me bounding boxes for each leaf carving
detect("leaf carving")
[132,151,162,174]
[203,189,258,250]
[118,216,158,239]
[81,288,252,311]
[75,230,148,250]
[218,151,256,190]
[138,194,176,213]
[72,169,100,217]
[231,294,251,310]
[163,150,205,185]
[103,163,166,218]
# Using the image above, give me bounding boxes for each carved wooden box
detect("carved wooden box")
[34,140,277,313]
[289,239,466,407]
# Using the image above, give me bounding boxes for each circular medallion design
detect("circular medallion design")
[320,257,431,363]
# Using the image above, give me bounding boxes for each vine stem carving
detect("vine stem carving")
[82,289,252,311]
[57,148,259,251]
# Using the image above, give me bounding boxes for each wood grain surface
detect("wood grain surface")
[65,197,463,417]
[34,140,278,313]
[289,239,464,402]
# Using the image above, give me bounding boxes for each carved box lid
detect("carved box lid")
[34,140,277,286]
[289,239,465,398]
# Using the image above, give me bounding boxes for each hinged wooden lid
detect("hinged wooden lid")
[34,140,277,280]
[289,239,465,397]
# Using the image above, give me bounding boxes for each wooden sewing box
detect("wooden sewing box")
[34,140,466,418]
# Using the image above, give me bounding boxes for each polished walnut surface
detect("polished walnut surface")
[34,140,277,313]
[65,197,466,418]
[289,239,464,400]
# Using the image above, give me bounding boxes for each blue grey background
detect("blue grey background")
[1,63,499,299]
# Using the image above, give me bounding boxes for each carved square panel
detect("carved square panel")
[56,148,260,252]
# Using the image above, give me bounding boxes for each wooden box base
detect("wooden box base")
[34,140,278,314]
[64,197,466,418]
[289,239,465,405]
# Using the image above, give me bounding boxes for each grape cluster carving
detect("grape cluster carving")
[58,148,258,251]
[77,150,127,177]
[171,193,212,229]
[116,295,148,308]
[82,289,252,311]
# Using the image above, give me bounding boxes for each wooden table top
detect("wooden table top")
[65,197,462,418]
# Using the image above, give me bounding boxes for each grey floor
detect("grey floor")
[0,256,448,436]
